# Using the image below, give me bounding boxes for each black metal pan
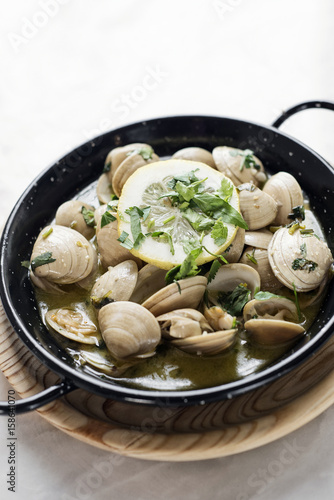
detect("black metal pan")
[1,100,333,414]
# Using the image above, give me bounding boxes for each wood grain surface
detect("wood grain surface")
[1,302,334,461]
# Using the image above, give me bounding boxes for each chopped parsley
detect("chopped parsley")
[31,252,56,271]
[125,206,151,249]
[218,283,251,316]
[101,210,116,228]
[229,149,261,171]
[211,219,228,246]
[246,248,258,264]
[288,205,305,221]
[292,258,318,273]
[128,146,154,161]
[81,206,95,227]
[117,231,133,249]
[165,247,202,285]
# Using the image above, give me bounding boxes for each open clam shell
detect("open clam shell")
[45,308,99,344]
[171,329,237,355]
[157,308,213,339]
[130,264,167,304]
[207,263,261,298]
[142,276,207,316]
[244,319,305,345]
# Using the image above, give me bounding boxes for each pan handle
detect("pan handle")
[272,100,334,128]
[0,379,76,415]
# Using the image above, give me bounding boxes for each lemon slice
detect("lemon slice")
[117,159,244,270]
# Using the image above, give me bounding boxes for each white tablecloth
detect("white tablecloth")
[1,1,334,498]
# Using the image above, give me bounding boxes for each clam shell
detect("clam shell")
[240,247,282,291]
[244,229,273,249]
[112,152,160,197]
[45,308,99,344]
[172,147,216,168]
[55,200,95,240]
[268,227,333,292]
[31,225,96,285]
[263,172,304,225]
[207,263,261,298]
[212,146,266,186]
[99,301,161,359]
[244,319,305,345]
[142,276,207,316]
[171,329,237,355]
[238,185,278,230]
[90,260,138,307]
[105,143,151,183]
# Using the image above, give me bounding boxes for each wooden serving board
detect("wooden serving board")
[1,302,334,461]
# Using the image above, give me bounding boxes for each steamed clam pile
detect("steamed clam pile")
[27,143,333,388]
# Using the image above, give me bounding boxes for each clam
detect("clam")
[76,248,99,290]
[240,246,282,291]
[45,308,99,344]
[268,227,333,292]
[105,143,152,183]
[30,271,67,295]
[98,301,161,359]
[244,319,305,345]
[95,204,142,268]
[90,260,138,308]
[55,200,95,240]
[172,147,216,168]
[221,228,245,263]
[238,183,278,230]
[171,329,237,355]
[142,276,207,316]
[203,305,235,330]
[212,146,266,186]
[96,173,113,204]
[80,351,131,376]
[156,308,213,339]
[30,225,96,285]
[207,263,261,298]
[243,296,305,345]
[243,297,299,322]
[130,264,167,304]
[112,148,159,197]
[262,172,304,225]
[244,229,273,249]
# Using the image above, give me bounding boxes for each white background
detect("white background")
[0,0,334,498]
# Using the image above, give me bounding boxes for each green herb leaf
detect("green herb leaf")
[181,208,214,232]
[21,260,30,269]
[211,219,228,246]
[117,231,133,249]
[81,206,95,227]
[193,193,248,229]
[288,205,305,221]
[218,283,251,316]
[292,282,302,322]
[167,169,200,189]
[207,259,222,284]
[150,231,175,255]
[125,206,151,249]
[165,246,202,284]
[217,177,234,201]
[292,257,318,272]
[182,238,202,255]
[31,252,56,271]
[246,248,258,265]
[101,210,116,228]
[128,146,154,161]
[254,291,288,301]
[229,149,260,171]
